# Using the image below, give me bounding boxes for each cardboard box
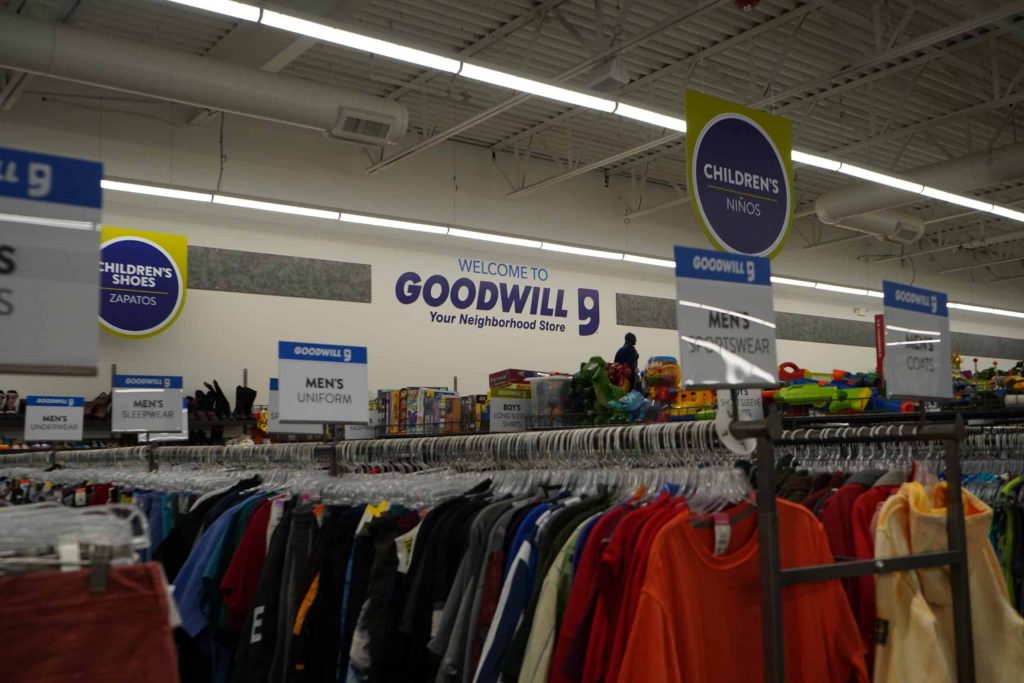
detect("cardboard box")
[489,369,541,388]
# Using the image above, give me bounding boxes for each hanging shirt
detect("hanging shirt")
[873,482,1024,683]
[618,500,868,683]
[849,484,900,659]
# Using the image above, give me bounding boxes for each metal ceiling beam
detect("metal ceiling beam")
[492,0,828,153]
[366,0,729,174]
[508,133,679,197]
[938,254,1023,274]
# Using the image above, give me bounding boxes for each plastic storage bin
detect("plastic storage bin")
[528,376,572,428]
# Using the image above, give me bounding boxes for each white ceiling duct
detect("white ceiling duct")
[0,13,408,146]
[831,210,925,245]
[816,142,1024,227]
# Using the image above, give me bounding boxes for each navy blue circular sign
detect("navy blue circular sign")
[99,237,183,337]
[692,114,791,256]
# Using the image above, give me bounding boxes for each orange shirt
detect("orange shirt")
[617,499,868,683]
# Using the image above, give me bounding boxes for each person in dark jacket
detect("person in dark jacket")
[613,332,640,391]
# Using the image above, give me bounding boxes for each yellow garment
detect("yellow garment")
[874,482,1024,683]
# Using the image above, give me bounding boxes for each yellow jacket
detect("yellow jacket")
[874,482,1024,683]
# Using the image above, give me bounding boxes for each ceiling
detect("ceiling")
[3,0,1024,282]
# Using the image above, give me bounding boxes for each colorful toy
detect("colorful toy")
[606,362,633,392]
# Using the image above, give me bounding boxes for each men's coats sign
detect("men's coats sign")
[100,227,187,338]
[882,281,952,400]
[675,246,778,389]
[111,374,184,433]
[0,147,102,375]
[24,396,85,442]
[277,341,369,424]
[686,90,793,258]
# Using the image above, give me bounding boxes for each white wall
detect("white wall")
[1,85,1021,400]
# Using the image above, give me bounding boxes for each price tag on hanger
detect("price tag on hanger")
[277,342,369,424]
[24,396,85,442]
[111,374,184,433]
[882,281,952,401]
[267,378,324,435]
[674,246,778,389]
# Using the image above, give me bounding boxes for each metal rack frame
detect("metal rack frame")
[734,409,975,683]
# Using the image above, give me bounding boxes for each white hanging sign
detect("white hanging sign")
[24,396,85,442]
[674,246,778,389]
[138,397,190,443]
[882,281,952,400]
[277,341,369,424]
[111,374,185,433]
[267,378,324,435]
[489,388,532,433]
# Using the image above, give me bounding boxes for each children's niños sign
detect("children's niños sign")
[686,90,792,258]
[99,227,187,338]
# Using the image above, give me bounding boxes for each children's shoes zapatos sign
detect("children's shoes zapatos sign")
[277,341,369,424]
[99,227,187,338]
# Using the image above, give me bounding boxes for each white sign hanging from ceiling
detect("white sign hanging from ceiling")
[882,281,952,401]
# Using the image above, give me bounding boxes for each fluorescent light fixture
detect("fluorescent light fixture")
[0,212,95,230]
[887,324,941,336]
[948,302,994,314]
[460,63,616,113]
[886,338,942,347]
[339,212,448,234]
[213,194,340,219]
[261,10,460,73]
[992,205,1024,222]
[102,179,212,202]
[770,275,816,288]
[837,164,924,194]
[991,307,1024,319]
[624,254,675,268]
[614,104,686,132]
[678,300,776,329]
[791,150,841,171]
[921,187,993,213]
[448,228,541,248]
[815,282,869,296]
[865,290,884,298]
[164,0,261,21]
[541,242,624,260]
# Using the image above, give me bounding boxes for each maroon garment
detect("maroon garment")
[89,483,112,506]
[801,472,846,512]
[0,562,179,683]
[819,482,871,610]
[220,498,272,630]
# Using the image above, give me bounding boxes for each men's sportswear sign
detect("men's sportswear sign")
[24,396,85,442]
[882,281,952,400]
[100,227,187,338]
[111,374,185,433]
[674,245,778,389]
[277,341,369,424]
[686,90,792,257]
[0,147,102,375]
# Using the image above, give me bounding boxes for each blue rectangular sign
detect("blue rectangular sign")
[112,374,183,389]
[270,377,279,391]
[0,147,102,209]
[883,281,948,317]
[674,245,771,286]
[26,396,84,407]
[278,341,368,364]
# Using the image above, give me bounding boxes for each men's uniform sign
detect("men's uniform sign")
[686,90,792,258]
[100,227,187,338]
[675,246,778,389]
[268,378,324,435]
[111,374,185,433]
[882,281,952,400]
[24,396,85,442]
[0,147,102,375]
[277,342,369,424]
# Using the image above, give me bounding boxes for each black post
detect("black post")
[755,434,784,683]
[944,414,976,683]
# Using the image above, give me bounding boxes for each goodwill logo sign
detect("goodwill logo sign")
[686,90,792,258]
[100,227,187,338]
[395,257,601,336]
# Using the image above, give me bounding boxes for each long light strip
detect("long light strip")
[102,176,1024,320]
[0,212,96,230]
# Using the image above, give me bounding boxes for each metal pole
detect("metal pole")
[755,434,785,683]
[943,414,976,683]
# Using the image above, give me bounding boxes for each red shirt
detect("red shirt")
[850,485,899,655]
[219,499,271,630]
[819,482,871,608]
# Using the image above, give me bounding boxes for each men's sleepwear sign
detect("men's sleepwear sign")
[268,378,324,435]
[24,396,85,442]
[675,246,778,389]
[138,398,190,443]
[0,146,102,375]
[277,341,369,424]
[100,227,187,338]
[882,281,952,400]
[686,90,792,258]
[111,374,184,432]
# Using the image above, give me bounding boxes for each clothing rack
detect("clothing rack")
[732,410,976,683]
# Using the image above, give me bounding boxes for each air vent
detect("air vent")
[340,116,391,140]
[330,107,404,146]
[886,220,925,245]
